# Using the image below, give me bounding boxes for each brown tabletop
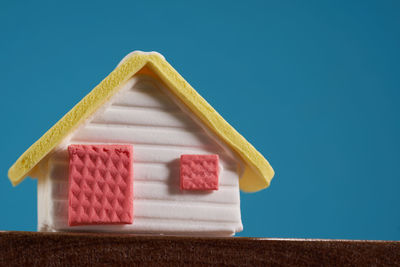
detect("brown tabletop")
[0,231,398,266]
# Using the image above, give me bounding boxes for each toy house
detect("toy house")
[8,51,274,236]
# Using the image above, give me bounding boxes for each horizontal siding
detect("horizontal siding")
[41,74,242,235]
[72,125,215,148]
[49,161,238,185]
[112,92,179,110]
[52,218,240,235]
[92,106,199,129]
[49,144,236,168]
[110,76,180,110]
[50,176,239,203]
[51,199,240,222]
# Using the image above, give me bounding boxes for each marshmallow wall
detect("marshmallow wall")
[37,74,243,236]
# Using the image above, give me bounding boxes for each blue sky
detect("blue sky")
[0,1,399,239]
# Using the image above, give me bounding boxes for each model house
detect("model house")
[8,51,274,236]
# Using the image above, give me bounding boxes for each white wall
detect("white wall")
[38,74,243,236]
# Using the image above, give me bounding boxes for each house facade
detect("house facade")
[8,51,274,236]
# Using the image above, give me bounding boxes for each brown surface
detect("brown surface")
[0,231,399,266]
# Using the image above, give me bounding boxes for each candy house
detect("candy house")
[8,51,274,236]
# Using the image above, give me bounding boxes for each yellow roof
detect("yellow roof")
[8,52,274,192]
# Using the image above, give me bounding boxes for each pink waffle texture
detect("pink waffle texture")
[68,144,133,226]
[180,154,219,190]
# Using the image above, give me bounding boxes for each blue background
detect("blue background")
[1,1,399,240]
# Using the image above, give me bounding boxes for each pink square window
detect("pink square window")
[68,144,133,226]
[180,154,219,191]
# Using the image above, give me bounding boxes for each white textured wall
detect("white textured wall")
[38,74,243,236]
